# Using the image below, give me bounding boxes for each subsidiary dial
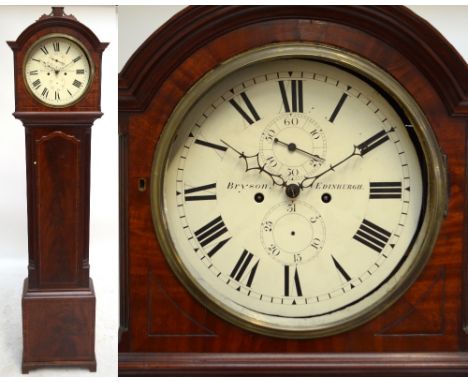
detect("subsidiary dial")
[261,201,326,266]
[259,113,327,183]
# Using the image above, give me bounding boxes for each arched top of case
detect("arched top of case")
[118,5,468,117]
[8,7,108,53]
[8,7,108,52]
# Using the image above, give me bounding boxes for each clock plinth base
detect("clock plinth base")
[21,278,97,374]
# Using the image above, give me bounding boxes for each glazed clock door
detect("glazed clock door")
[23,34,93,107]
[152,51,442,338]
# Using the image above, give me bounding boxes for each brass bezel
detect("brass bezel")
[23,33,95,108]
[150,43,447,339]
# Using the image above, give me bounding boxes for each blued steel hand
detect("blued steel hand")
[220,139,287,188]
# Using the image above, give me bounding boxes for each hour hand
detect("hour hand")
[220,139,287,187]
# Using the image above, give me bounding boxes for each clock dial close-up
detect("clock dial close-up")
[152,47,443,338]
[119,5,468,376]
[24,34,92,107]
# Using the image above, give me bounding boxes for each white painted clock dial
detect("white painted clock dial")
[24,35,92,107]
[155,53,436,337]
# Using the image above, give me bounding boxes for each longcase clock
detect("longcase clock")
[118,6,468,376]
[8,7,108,373]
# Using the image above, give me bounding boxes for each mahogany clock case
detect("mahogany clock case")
[118,6,468,376]
[0,6,118,376]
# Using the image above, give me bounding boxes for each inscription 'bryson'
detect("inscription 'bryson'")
[227,182,272,192]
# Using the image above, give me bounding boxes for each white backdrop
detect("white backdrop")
[0,5,118,377]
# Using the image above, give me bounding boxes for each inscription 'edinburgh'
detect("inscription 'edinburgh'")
[315,182,364,190]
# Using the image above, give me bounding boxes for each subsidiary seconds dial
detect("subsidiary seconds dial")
[153,46,442,338]
[24,34,93,107]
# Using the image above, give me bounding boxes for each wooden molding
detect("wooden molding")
[119,5,468,116]
[14,111,103,126]
[119,352,468,376]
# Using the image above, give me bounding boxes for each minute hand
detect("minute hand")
[59,55,82,71]
[300,129,391,189]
